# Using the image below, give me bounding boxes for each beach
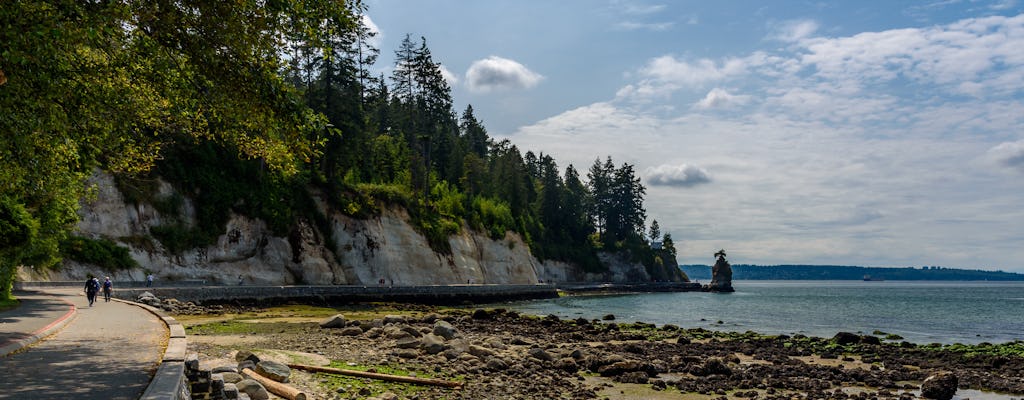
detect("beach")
[178,301,1024,400]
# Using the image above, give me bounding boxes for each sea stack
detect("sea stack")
[708,249,735,292]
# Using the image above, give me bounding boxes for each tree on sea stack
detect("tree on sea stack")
[709,249,735,292]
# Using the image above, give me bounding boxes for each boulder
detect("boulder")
[255,360,291,383]
[420,334,447,354]
[235,350,260,364]
[338,326,363,336]
[598,360,643,377]
[220,371,243,384]
[486,357,509,371]
[833,332,861,345]
[921,371,958,400]
[319,314,346,329]
[235,379,270,400]
[382,315,407,325]
[432,320,459,340]
[528,347,554,362]
[212,365,238,374]
[395,336,420,349]
[223,382,239,399]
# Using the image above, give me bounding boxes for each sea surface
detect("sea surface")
[498,280,1024,345]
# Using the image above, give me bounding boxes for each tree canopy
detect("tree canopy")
[1,0,675,300]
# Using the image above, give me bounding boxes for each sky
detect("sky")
[363,0,1024,272]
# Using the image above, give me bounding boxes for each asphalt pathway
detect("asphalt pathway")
[0,289,167,400]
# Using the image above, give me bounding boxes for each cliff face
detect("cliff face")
[29,172,592,285]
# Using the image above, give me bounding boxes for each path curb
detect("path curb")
[113,297,190,400]
[0,296,77,358]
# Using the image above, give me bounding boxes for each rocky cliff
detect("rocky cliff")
[22,172,666,286]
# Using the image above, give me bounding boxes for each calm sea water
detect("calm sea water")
[499,280,1024,345]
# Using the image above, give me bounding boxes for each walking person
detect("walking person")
[146,273,154,287]
[102,277,113,302]
[84,277,100,307]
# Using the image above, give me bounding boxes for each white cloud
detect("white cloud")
[644,164,712,187]
[618,1,667,15]
[617,53,773,101]
[695,88,751,109]
[360,15,383,49]
[465,56,543,93]
[438,64,458,87]
[509,12,1024,271]
[770,19,820,42]
[616,21,674,31]
[988,140,1024,169]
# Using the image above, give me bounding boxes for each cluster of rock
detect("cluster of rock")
[136,292,253,315]
[185,350,292,400]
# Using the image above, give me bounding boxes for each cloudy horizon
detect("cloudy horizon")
[366,1,1024,272]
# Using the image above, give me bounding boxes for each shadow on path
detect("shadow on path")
[0,291,166,400]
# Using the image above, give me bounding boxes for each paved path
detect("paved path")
[0,289,167,400]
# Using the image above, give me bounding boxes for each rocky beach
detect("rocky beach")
[173,300,1024,400]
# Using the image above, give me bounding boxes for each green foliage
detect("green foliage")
[933,341,1024,358]
[469,197,514,239]
[430,181,466,219]
[60,236,140,270]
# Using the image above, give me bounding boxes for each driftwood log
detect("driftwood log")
[288,363,463,388]
[241,368,307,400]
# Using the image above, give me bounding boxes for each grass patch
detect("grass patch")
[315,361,461,398]
[177,303,443,328]
[185,320,314,335]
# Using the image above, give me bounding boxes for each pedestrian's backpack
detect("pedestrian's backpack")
[88,279,99,291]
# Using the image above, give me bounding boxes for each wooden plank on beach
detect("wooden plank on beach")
[241,368,307,400]
[288,363,463,388]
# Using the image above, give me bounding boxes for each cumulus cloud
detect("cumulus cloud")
[770,19,820,42]
[988,140,1024,169]
[644,164,712,187]
[695,88,751,109]
[799,14,1024,95]
[438,64,459,87]
[466,56,543,93]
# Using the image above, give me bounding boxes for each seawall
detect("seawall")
[16,282,560,305]
[556,282,703,294]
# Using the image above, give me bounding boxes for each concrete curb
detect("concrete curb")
[113,297,189,400]
[0,297,77,358]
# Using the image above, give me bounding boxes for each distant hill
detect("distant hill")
[680,264,1024,281]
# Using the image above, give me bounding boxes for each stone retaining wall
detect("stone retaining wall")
[15,280,209,289]
[110,284,559,305]
[116,298,191,400]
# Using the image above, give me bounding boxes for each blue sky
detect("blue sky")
[364,0,1024,272]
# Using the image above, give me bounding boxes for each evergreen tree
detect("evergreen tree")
[662,233,677,257]
[460,105,490,157]
[649,220,661,243]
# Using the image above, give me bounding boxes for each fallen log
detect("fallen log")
[241,368,307,400]
[287,363,463,388]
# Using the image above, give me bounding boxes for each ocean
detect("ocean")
[499,280,1024,345]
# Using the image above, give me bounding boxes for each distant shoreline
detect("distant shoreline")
[680,264,1024,281]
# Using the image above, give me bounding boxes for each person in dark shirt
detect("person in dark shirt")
[84,277,100,307]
